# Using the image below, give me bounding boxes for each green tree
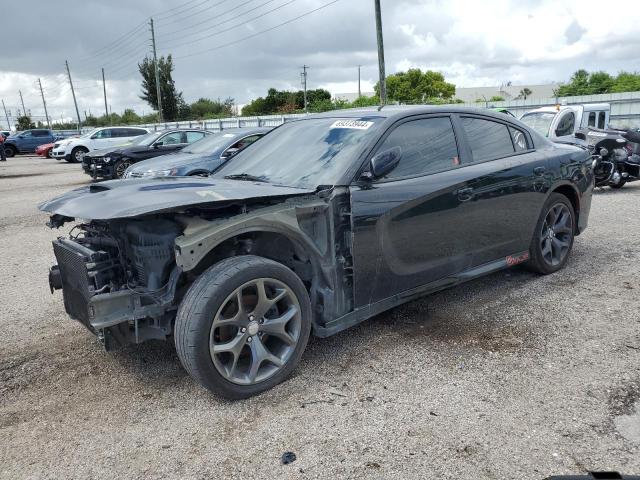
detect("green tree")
[489,95,505,102]
[138,54,184,121]
[610,71,640,93]
[241,88,332,115]
[517,88,532,100]
[189,97,234,119]
[16,116,35,130]
[377,69,456,104]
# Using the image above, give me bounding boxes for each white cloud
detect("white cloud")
[1,0,639,127]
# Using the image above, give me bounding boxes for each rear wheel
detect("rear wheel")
[4,145,16,157]
[175,255,311,399]
[70,146,88,163]
[525,193,575,275]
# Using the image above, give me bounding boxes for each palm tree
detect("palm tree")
[518,88,533,100]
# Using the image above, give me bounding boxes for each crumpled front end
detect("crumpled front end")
[49,219,183,349]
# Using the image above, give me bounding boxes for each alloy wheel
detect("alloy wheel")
[540,203,572,266]
[209,278,302,385]
[115,161,130,178]
[74,149,86,162]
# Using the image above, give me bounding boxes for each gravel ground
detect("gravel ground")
[1,156,639,480]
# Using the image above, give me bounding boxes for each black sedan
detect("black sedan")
[82,129,211,179]
[41,106,593,399]
[123,127,270,178]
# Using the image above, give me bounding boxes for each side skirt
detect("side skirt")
[313,250,530,338]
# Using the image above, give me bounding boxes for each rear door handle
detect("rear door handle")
[457,187,474,202]
[533,166,546,176]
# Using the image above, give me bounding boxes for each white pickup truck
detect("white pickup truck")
[519,103,610,139]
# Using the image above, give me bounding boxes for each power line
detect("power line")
[161,0,299,51]
[174,0,340,60]
[161,0,265,40]
[156,0,231,26]
[153,0,209,21]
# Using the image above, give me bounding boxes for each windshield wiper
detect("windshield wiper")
[224,173,268,183]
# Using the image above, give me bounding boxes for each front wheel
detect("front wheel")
[525,193,575,275]
[175,255,312,399]
[46,149,53,158]
[70,147,88,163]
[610,179,626,189]
[114,159,131,179]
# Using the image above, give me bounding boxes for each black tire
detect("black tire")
[525,193,575,275]
[610,179,626,189]
[175,255,312,399]
[69,146,88,163]
[4,145,16,157]
[114,159,131,179]
[46,149,52,159]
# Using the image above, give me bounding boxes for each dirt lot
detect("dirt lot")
[1,156,639,480]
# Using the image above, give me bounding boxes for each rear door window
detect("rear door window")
[597,112,606,129]
[186,131,206,143]
[460,117,515,162]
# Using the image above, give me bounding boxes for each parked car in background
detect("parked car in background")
[520,103,610,139]
[52,126,149,163]
[1,130,11,138]
[36,142,55,158]
[124,127,270,178]
[41,106,593,399]
[83,129,211,179]
[3,129,60,157]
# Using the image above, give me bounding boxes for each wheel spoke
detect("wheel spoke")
[260,306,298,345]
[248,336,283,382]
[212,331,247,357]
[214,291,246,327]
[552,237,569,250]
[250,280,287,319]
[541,238,552,258]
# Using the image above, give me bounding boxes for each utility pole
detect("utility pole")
[18,90,27,118]
[37,78,51,128]
[1,100,10,130]
[65,60,82,131]
[357,65,362,98]
[150,18,164,123]
[374,0,386,105]
[101,68,110,123]
[300,65,309,113]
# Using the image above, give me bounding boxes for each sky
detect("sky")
[1,0,639,125]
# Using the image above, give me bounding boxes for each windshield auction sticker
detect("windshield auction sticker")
[330,120,374,130]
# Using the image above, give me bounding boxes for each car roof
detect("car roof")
[211,127,272,135]
[305,105,523,123]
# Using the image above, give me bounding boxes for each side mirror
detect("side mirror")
[153,141,163,148]
[368,146,402,179]
[222,147,240,158]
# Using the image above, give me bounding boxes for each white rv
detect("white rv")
[520,103,611,139]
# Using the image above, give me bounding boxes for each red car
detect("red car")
[36,143,55,158]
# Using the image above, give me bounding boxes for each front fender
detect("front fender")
[174,198,331,278]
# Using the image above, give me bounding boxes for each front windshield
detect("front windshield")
[183,131,238,154]
[215,117,382,188]
[520,112,556,137]
[80,128,100,139]
[130,131,163,146]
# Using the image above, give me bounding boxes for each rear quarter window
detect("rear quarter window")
[460,117,515,162]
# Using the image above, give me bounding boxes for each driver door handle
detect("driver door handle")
[457,187,474,202]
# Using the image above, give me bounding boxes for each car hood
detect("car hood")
[39,177,314,221]
[86,144,134,157]
[128,151,209,173]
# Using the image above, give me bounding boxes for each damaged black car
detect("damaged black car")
[41,106,594,399]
